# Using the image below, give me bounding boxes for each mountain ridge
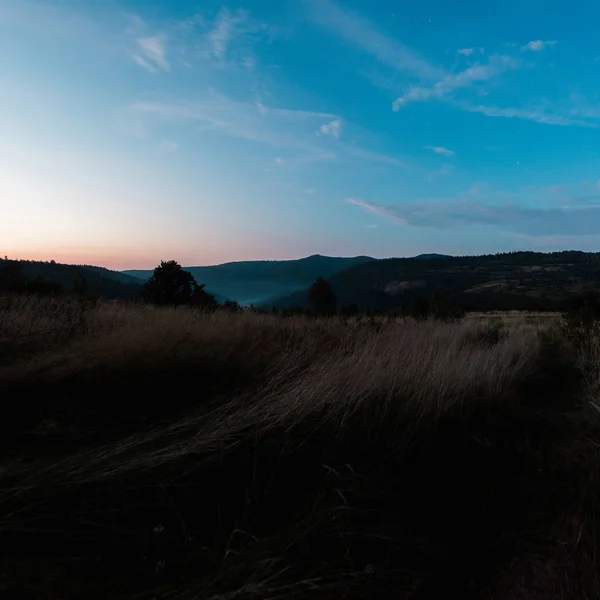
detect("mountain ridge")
[268,250,600,312]
[124,254,375,305]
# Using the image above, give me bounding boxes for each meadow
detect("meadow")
[1,295,599,599]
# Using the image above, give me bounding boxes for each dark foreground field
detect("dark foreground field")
[1,296,599,599]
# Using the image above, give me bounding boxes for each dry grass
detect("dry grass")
[0,298,598,599]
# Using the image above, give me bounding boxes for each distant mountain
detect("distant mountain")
[124,255,374,305]
[269,251,600,312]
[1,259,142,299]
[80,265,144,286]
[413,253,452,260]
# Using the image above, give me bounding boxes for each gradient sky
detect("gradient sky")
[2,0,600,269]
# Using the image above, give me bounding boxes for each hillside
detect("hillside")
[0,259,142,299]
[1,297,600,599]
[124,254,374,305]
[270,250,600,312]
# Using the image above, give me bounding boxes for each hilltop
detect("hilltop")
[124,254,374,305]
[270,250,600,312]
[0,259,143,299]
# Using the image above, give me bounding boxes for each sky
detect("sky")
[2,0,600,269]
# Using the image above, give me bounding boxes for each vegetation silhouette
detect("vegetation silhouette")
[142,260,217,308]
[308,276,337,316]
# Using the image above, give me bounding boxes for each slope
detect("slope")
[124,254,374,305]
[0,259,143,299]
[270,251,600,312]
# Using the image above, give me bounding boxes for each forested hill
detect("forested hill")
[0,259,142,299]
[124,254,374,305]
[269,251,600,312]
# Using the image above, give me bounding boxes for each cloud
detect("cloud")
[132,54,156,73]
[318,119,342,138]
[132,95,336,152]
[393,54,521,110]
[439,164,455,176]
[134,36,170,71]
[274,157,284,165]
[302,188,316,195]
[346,196,600,236]
[305,0,445,81]
[133,93,411,171]
[257,104,338,120]
[522,40,557,52]
[195,7,273,70]
[207,8,238,59]
[424,145,455,156]
[345,198,408,225]
[567,93,600,121]
[457,102,598,127]
[341,145,412,169]
[203,7,263,69]
[128,8,270,72]
[468,183,488,195]
[457,48,475,56]
[158,140,178,152]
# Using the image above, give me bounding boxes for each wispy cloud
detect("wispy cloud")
[522,40,557,52]
[424,145,455,156]
[468,183,488,195]
[318,119,342,138]
[132,93,399,171]
[207,8,238,59]
[393,54,521,110]
[133,35,170,72]
[346,198,408,225]
[567,93,600,120]
[128,8,270,72]
[347,196,600,236]
[257,105,338,120]
[305,0,574,132]
[439,164,455,176]
[204,7,262,68]
[132,95,337,151]
[457,102,598,127]
[341,145,412,169]
[305,0,445,81]
[274,156,284,165]
[302,188,316,195]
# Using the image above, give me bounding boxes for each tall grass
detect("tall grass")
[0,298,598,599]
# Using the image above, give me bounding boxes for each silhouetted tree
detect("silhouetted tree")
[308,276,337,316]
[0,261,63,296]
[143,260,216,308]
[220,299,241,312]
[190,283,218,309]
[0,261,26,293]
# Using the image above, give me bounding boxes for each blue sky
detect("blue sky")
[2,0,600,269]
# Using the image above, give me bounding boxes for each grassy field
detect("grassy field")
[1,296,599,599]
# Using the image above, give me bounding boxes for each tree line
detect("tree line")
[3,258,600,323]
